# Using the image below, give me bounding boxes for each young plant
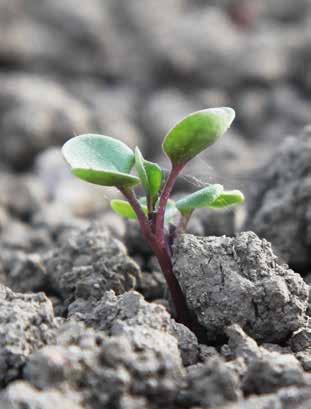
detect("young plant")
[62,107,244,332]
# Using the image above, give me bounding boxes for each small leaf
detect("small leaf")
[162,108,235,165]
[135,147,163,203]
[144,161,163,200]
[208,190,245,209]
[110,199,148,220]
[62,134,140,187]
[176,184,224,214]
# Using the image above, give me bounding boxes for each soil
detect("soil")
[0,1,311,408]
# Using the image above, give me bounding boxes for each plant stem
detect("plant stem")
[155,163,184,240]
[147,194,153,222]
[151,240,194,327]
[119,187,153,241]
[119,181,198,334]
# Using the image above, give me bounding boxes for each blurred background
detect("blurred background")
[0,0,311,272]
[0,0,310,171]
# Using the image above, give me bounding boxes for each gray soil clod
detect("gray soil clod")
[242,353,305,395]
[290,327,311,353]
[44,224,141,310]
[0,285,59,386]
[245,128,311,271]
[173,231,309,343]
[68,290,199,368]
[181,357,242,408]
[17,321,184,409]
[2,381,84,409]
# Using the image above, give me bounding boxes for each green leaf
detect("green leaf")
[144,161,163,200]
[71,168,139,187]
[208,190,245,209]
[176,184,224,214]
[135,147,163,203]
[62,134,140,187]
[162,108,235,165]
[110,199,148,220]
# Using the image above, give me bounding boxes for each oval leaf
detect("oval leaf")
[110,199,148,220]
[162,108,235,165]
[208,190,245,209]
[62,134,140,187]
[176,184,224,214]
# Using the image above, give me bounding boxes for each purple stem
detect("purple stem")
[119,187,153,241]
[155,163,184,241]
[119,182,195,327]
[151,239,194,327]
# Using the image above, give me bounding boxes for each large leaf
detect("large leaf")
[162,108,235,165]
[135,147,163,203]
[208,190,245,209]
[110,199,148,220]
[176,184,224,214]
[62,134,140,187]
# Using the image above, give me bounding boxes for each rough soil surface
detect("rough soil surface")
[173,231,309,343]
[68,290,199,367]
[246,127,311,272]
[44,224,141,311]
[0,285,59,386]
[1,1,311,407]
[3,321,184,409]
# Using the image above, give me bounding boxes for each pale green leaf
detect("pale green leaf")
[176,184,224,214]
[208,190,245,209]
[110,199,148,220]
[62,134,140,187]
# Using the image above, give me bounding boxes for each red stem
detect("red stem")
[119,179,197,332]
[119,187,153,242]
[155,163,184,240]
[151,242,194,327]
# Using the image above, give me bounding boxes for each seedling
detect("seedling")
[62,108,244,332]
